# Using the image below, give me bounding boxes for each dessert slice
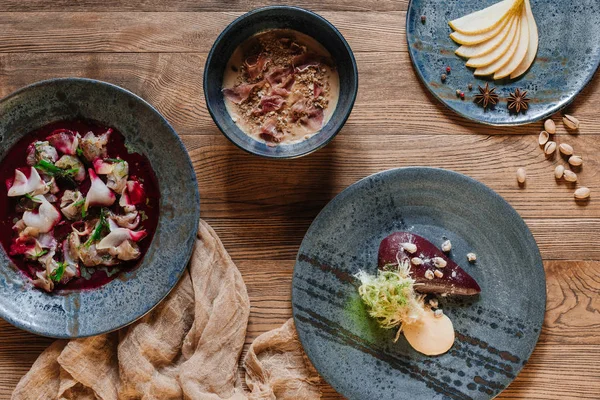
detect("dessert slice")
[378,232,481,296]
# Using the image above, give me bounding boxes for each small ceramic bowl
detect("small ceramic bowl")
[204,6,358,158]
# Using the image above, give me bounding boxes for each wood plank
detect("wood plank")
[205,218,600,261]
[0,0,407,12]
[0,53,598,137]
[0,12,404,53]
[187,134,599,220]
[3,259,595,398]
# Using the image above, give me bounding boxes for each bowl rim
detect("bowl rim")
[0,77,200,338]
[203,5,359,159]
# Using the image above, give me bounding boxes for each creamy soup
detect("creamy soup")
[222,29,340,146]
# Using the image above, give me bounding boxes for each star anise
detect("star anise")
[507,88,530,113]
[474,83,499,109]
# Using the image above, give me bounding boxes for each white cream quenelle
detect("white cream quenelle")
[449,0,539,80]
[403,309,455,356]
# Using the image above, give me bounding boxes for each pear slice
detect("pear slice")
[510,0,539,79]
[455,13,518,59]
[449,0,523,35]
[450,10,514,46]
[474,13,523,76]
[494,6,529,79]
[466,15,519,68]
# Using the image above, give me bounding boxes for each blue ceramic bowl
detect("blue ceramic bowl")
[0,78,199,338]
[204,6,358,158]
[407,0,600,125]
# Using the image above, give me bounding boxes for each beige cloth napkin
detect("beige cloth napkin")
[12,220,321,400]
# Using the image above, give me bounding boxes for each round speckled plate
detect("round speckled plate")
[0,78,199,338]
[407,0,600,125]
[292,167,545,400]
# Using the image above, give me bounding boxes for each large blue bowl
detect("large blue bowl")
[204,6,358,158]
[0,78,199,338]
[407,0,600,125]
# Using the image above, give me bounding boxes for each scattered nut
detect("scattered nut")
[563,170,578,182]
[544,119,556,134]
[563,114,579,130]
[516,167,526,184]
[544,141,557,155]
[468,83,473,91]
[411,257,423,266]
[574,187,591,199]
[568,155,583,167]
[429,298,439,308]
[441,73,447,82]
[401,243,417,254]
[538,131,549,145]
[456,89,461,96]
[425,270,435,280]
[441,240,452,252]
[467,252,477,262]
[432,257,447,269]
[421,15,427,23]
[559,143,574,156]
[434,309,444,318]
[554,165,565,179]
[434,270,444,278]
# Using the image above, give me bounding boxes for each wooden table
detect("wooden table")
[0,1,598,398]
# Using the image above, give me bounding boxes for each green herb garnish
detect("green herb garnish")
[76,148,84,157]
[73,198,85,208]
[34,249,48,258]
[50,262,66,282]
[355,260,425,332]
[25,193,43,203]
[34,159,79,178]
[84,208,109,247]
[34,159,63,175]
[106,158,125,163]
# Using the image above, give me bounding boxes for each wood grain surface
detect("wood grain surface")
[0,2,598,399]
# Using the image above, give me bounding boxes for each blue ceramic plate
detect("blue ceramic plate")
[407,0,600,125]
[0,79,199,338]
[292,167,545,400]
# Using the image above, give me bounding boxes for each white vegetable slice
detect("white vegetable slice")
[84,168,116,212]
[7,167,46,197]
[510,0,539,79]
[448,0,522,35]
[494,5,530,79]
[473,15,522,75]
[455,13,518,58]
[450,10,513,46]
[466,15,520,68]
[23,196,61,233]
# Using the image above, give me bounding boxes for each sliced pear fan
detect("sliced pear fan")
[494,6,529,79]
[465,16,519,68]
[448,0,523,35]
[510,0,538,79]
[474,17,522,76]
[450,11,513,46]
[455,13,517,58]
[448,0,538,80]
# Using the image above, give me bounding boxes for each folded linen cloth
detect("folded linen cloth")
[12,220,321,400]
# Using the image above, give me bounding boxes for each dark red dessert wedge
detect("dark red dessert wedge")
[378,232,481,296]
